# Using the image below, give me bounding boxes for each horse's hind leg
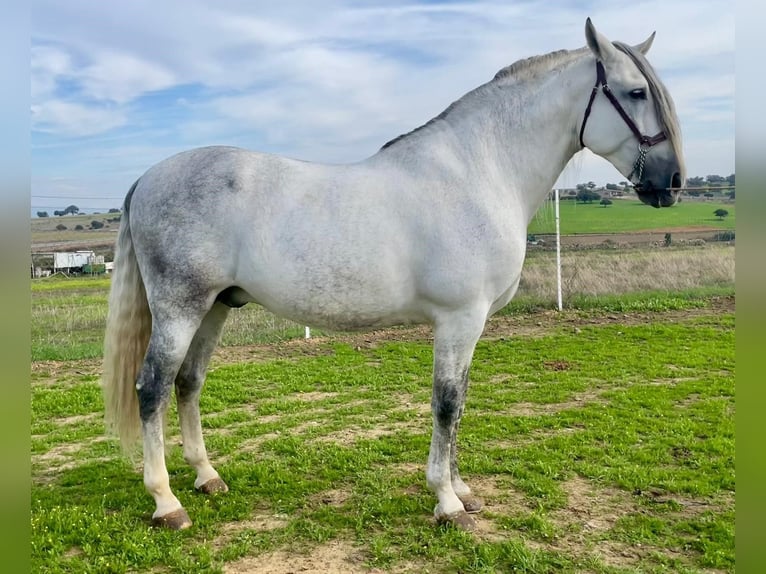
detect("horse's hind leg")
[138,303,210,530]
[427,309,487,531]
[175,302,230,495]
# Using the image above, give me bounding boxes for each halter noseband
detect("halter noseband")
[579,60,666,183]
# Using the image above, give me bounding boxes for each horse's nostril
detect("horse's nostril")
[671,172,682,190]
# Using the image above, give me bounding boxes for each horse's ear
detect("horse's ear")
[585,17,617,62]
[633,31,656,55]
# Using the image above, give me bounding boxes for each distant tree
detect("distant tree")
[686,176,705,187]
[587,181,597,189]
[728,190,735,200]
[64,205,80,215]
[599,198,613,207]
[687,190,701,197]
[90,220,105,229]
[36,211,48,218]
[55,224,67,231]
[54,210,64,216]
[714,209,729,220]
[576,189,600,203]
[704,192,715,198]
[108,208,120,213]
[726,173,735,185]
[706,175,726,184]
[605,183,621,191]
[75,225,84,230]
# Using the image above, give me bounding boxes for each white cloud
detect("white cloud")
[31,101,127,136]
[77,51,177,104]
[31,45,73,100]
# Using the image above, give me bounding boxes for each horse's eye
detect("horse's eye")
[629,88,647,100]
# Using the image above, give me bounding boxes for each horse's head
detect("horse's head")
[579,18,685,208]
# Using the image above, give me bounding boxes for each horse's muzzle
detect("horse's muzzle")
[635,171,682,208]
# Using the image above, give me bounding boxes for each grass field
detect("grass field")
[31,301,735,573]
[30,238,735,573]
[31,213,120,248]
[527,199,735,235]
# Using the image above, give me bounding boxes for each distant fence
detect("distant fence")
[520,190,735,309]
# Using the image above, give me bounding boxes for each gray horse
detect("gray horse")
[103,19,684,531]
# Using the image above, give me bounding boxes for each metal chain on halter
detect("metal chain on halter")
[628,142,649,182]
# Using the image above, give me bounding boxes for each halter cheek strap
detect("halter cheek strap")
[579,60,666,181]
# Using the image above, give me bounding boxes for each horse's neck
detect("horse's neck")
[377,54,590,223]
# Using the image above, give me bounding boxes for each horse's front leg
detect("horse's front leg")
[427,310,486,531]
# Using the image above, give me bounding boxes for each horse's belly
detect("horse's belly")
[236,274,427,331]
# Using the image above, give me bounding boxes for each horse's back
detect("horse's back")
[126,147,426,326]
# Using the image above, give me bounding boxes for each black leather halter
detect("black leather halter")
[579,60,667,182]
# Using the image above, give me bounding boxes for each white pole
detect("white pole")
[305,326,311,339]
[554,188,563,312]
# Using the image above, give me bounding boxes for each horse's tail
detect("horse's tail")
[102,179,151,454]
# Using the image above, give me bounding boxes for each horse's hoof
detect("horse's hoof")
[196,477,229,494]
[152,508,192,530]
[436,510,476,531]
[459,494,484,514]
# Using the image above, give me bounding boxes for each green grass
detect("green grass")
[31,276,111,292]
[499,285,735,315]
[528,198,735,235]
[31,309,735,573]
[31,281,109,361]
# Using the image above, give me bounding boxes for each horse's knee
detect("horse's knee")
[433,378,465,428]
[136,346,180,421]
[175,372,203,402]
[137,384,171,423]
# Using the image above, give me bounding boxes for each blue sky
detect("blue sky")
[31,0,734,214]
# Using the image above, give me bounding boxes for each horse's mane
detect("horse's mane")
[491,48,583,81]
[379,43,684,174]
[380,48,584,150]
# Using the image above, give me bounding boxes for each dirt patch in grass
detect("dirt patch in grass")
[222,539,364,574]
[31,358,102,386]
[505,389,608,417]
[223,539,431,574]
[489,426,581,450]
[555,476,626,533]
[33,437,115,484]
[311,414,425,446]
[310,488,353,507]
[311,425,398,445]
[216,432,284,463]
[535,475,733,570]
[213,513,291,551]
[291,391,339,402]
